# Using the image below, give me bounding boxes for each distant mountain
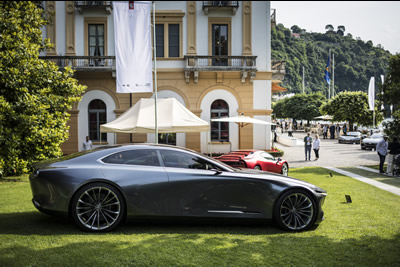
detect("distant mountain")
[272,23,392,96]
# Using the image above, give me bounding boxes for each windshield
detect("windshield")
[347,132,360,136]
[370,134,383,139]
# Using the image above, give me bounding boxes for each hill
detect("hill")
[272,23,393,96]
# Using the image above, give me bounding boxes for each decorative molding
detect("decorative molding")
[46,1,57,55]
[242,1,252,56]
[65,1,76,56]
[186,2,197,55]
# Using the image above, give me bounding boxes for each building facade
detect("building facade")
[41,1,285,154]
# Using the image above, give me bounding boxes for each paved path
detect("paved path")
[274,131,379,168]
[274,131,400,195]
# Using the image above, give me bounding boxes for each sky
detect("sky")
[271,1,400,55]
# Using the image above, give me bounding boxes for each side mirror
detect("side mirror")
[211,169,222,175]
[276,158,282,163]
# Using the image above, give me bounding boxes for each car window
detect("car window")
[102,149,160,166]
[260,152,275,160]
[160,150,218,170]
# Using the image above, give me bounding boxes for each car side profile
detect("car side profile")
[361,133,383,150]
[30,144,326,232]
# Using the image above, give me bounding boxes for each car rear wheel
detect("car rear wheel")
[281,163,289,176]
[254,165,262,171]
[71,183,125,232]
[274,189,317,231]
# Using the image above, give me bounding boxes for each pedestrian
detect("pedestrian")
[282,120,286,133]
[336,123,341,138]
[304,132,312,161]
[83,136,93,151]
[376,135,389,173]
[323,124,328,139]
[343,123,347,135]
[288,122,293,137]
[313,134,320,160]
[387,137,400,175]
[330,124,335,139]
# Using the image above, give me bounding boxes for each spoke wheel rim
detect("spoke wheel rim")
[76,186,121,231]
[280,193,314,230]
[282,164,288,176]
[254,166,261,170]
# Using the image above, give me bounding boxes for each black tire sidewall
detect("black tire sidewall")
[71,182,125,232]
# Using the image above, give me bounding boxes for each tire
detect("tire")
[274,189,317,231]
[254,165,262,171]
[71,183,125,232]
[281,163,289,176]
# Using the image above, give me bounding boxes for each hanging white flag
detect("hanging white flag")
[381,75,384,85]
[113,1,152,93]
[368,77,375,111]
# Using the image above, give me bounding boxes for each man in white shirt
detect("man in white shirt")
[376,135,389,173]
[83,136,93,151]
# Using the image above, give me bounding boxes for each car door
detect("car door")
[260,152,281,173]
[101,149,169,216]
[159,149,267,218]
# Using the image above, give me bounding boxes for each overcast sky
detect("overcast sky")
[271,1,400,55]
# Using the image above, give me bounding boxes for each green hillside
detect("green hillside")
[272,24,392,96]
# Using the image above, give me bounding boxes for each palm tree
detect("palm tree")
[337,25,346,36]
[325,24,334,33]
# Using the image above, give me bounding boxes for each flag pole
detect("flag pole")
[332,53,335,98]
[153,1,158,144]
[328,49,331,99]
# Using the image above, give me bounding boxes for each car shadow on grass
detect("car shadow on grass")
[0,211,297,236]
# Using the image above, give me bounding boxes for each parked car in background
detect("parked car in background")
[214,150,289,176]
[30,144,326,232]
[361,133,384,150]
[338,131,363,144]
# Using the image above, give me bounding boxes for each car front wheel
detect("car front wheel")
[254,165,262,171]
[274,190,317,231]
[71,183,125,232]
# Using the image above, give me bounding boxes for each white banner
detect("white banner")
[368,77,375,111]
[113,1,152,93]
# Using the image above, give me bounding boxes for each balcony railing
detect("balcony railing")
[184,55,257,83]
[74,1,112,14]
[40,56,116,72]
[202,1,239,15]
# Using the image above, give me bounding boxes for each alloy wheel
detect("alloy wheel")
[279,192,314,231]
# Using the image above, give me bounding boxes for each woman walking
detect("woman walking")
[313,135,321,160]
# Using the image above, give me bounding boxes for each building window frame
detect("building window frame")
[210,99,229,142]
[84,17,108,56]
[88,99,107,142]
[208,17,232,57]
[152,11,184,60]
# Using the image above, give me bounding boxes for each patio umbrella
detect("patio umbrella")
[211,114,276,149]
[314,115,333,120]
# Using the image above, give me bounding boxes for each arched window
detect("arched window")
[88,99,107,142]
[210,99,229,142]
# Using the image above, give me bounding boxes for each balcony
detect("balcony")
[40,56,116,75]
[74,1,112,14]
[271,60,286,81]
[184,55,257,83]
[202,1,239,15]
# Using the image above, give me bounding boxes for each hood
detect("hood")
[363,138,382,143]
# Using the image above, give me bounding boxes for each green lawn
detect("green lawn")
[340,166,400,188]
[1,168,400,266]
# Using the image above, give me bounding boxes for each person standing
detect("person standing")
[304,132,313,161]
[387,137,400,175]
[83,136,93,151]
[376,136,389,173]
[330,124,335,139]
[323,124,328,139]
[313,135,320,160]
[288,122,293,137]
[336,123,341,139]
[343,123,348,135]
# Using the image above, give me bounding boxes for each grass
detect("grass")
[1,168,400,266]
[340,166,400,188]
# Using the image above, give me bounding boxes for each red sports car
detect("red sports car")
[215,150,289,176]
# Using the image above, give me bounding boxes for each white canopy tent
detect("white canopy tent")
[211,114,276,149]
[100,98,209,134]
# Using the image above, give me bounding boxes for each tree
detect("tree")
[0,2,86,177]
[382,54,400,138]
[290,25,302,34]
[320,91,384,131]
[273,93,326,124]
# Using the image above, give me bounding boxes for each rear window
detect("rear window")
[102,149,160,166]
